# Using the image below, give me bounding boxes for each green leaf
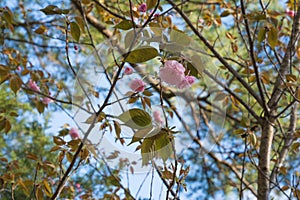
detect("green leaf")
[249,133,257,146]
[147,0,158,10]
[187,62,200,78]
[4,118,11,133]
[220,10,232,17]
[190,54,204,73]
[141,137,155,165]
[40,5,69,15]
[43,180,52,197]
[128,126,154,145]
[154,131,172,161]
[140,130,173,165]
[257,27,266,43]
[124,46,158,63]
[267,26,278,49]
[58,128,69,137]
[75,16,85,32]
[9,75,22,94]
[118,108,152,129]
[124,30,136,49]
[3,10,14,24]
[36,101,45,113]
[0,64,9,76]
[114,20,134,30]
[170,29,191,47]
[70,21,80,42]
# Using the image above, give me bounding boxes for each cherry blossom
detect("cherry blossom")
[178,75,196,89]
[28,79,41,92]
[286,8,295,17]
[42,97,53,105]
[153,110,163,124]
[138,3,147,12]
[69,127,80,139]
[75,183,81,192]
[159,60,185,86]
[124,67,133,75]
[129,79,145,92]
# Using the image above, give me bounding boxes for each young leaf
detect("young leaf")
[128,126,154,145]
[75,16,85,32]
[118,108,152,129]
[113,120,121,139]
[114,20,134,30]
[70,21,80,42]
[124,46,158,63]
[124,30,136,49]
[155,131,173,161]
[34,25,47,34]
[40,5,69,15]
[170,29,191,47]
[141,137,155,165]
[43,180,52,197]
[257,27,266,43]
[267,26,278,49]
[9,75,22,94]
[53,136,66,145]
[147,0,157,10]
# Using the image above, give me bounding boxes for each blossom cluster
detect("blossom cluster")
[126,60,196,93]
[69,127,80,139]
[159,60,196,89]
[27,79,53,105]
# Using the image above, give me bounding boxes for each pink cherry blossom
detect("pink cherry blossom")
[198,19,204,24]
[75,183,81,192]
[138,3,147,12]
[42,97,53,105]
[286,8,295,18]
[153,110,163,124]
[159,60,185,86]
[178,75,196,89]
[69,127,80,139]
[28,79,41,92]
[129,79,145,92]
[17,66,21,71]
[124,67,133,75]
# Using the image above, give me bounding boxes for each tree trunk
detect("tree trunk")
[257,118,275,200]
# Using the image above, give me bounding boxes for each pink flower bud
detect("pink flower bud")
[129,79,145,92]
[42,97,53,105]
[138,3,147,12]
[69,127,80,139]
[286,8,295,18]
[28,79,41,92]
[153,110,163,124]
[75,183,82,192]
[17,66,21,71]
[124,67,133,75]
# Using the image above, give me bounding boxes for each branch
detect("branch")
[270,102,298,183]
[240,0,267,112]
[165,0,265,109]
[268,4,300,110]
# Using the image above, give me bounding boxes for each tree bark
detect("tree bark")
[257,117,275,200]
